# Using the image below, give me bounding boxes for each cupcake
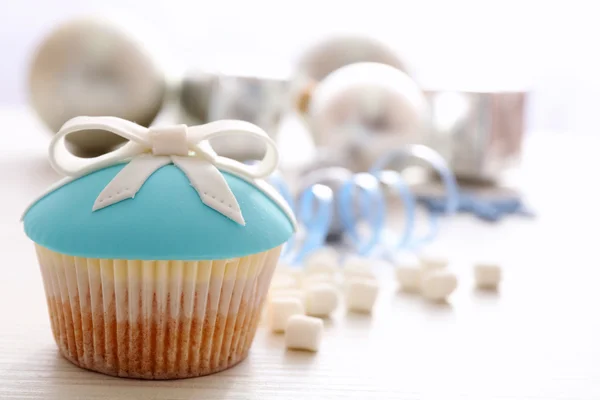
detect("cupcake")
[22,116,296,379]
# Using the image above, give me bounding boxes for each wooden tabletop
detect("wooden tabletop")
[1,109,599,399]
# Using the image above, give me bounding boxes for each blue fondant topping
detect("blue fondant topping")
[23,164,294,260]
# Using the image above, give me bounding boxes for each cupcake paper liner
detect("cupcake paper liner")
[35,244,281,379]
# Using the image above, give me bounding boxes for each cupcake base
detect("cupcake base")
[35,245,280,379]
[52,306,260,379]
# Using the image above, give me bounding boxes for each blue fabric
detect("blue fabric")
[23,164,295,260]
[417,192,534,223]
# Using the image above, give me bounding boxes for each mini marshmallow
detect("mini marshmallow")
[418,249,448,272]
[260,305,268,324]
[310,246,339,262]
[269,288,307,307]
[270,273,300,291]
[303,272,337,288]
[305,265,338,278]
[474,263,502,290]
[305,283,340,317]
[285,315,324,352]
[342,255,368,269]
[394,251,421,266]
[421,270,458,302]
[304,247,339,276]
[346,278,379,313]
[276,264,305,282]
[394,253,422,292]
[268,297,305,333]
[396,266,421,292]
[342,256,375,280]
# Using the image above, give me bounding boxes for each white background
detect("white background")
[1,0,597,134]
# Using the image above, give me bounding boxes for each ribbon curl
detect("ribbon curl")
[48,116,281,226]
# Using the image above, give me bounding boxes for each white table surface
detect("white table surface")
[1,108,599,399]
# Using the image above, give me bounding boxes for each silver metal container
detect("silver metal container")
[425,90,527,182]
[28,17,167,156]
[178,71,215,126]
[179,72,289,161]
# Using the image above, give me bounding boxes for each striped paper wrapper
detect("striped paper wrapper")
[35,244,281,379]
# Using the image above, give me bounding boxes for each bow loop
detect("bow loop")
[187,120,279,179]
[50,116,150,177]
[47,116,281,226]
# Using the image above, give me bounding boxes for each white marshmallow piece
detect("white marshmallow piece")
[276,263,305,282]
[346,279,379,313]
[270,272,300,291]
[474,263,502,290]
[396,266,422,292]
[418,249,448,272]
[394,251,421,266]
[302,272,334,289]
[306,264,338,277]
[342,256,376,280]
[268,297,305,333]
[285,315,324,352]
[269,288,307,307]
[305,283,339,317]
[394,253,422,292]
[304,247,339,276]
[421,270,458,302]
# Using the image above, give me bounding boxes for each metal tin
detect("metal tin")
[28,17,167,156]
[307,62,430,172]
[425,90,526,182]
[178,71,215,126]
[179,72,288,161]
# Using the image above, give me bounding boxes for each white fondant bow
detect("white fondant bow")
[49,116,281,226]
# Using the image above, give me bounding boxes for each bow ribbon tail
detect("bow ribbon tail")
[172,156,245,226]
[93,154,171,211]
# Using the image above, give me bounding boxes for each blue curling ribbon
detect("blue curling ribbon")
[373,170,416,251]
[292,184,334,263]
[370,145,459,248]
[267,170,333,264]
[266,171,296,258]
[338,173,386,256]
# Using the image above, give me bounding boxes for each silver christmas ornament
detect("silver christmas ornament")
[28,17,167,156]
[308,62,429,172]
[291,35,409,118]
